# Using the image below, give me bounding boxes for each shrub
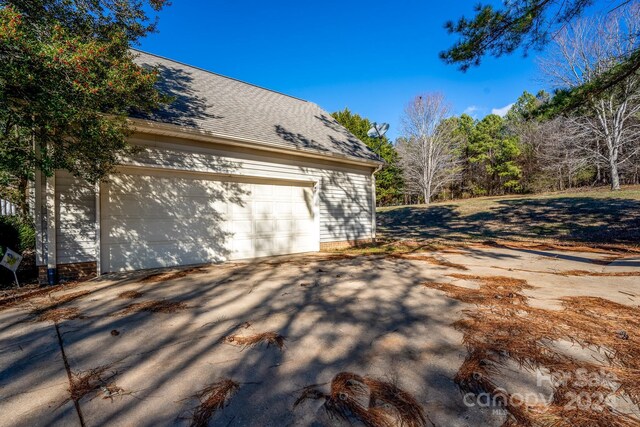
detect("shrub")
[0,216,36,286]
[0,216,35,254]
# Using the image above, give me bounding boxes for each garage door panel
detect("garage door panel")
[101,171,318,272]
[104,241,226,271]
[293,201,312,216]
[103,219,226,244]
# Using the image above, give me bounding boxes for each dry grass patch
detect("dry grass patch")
[294,372,428,427]
[114,299,188,316]
[117,290,142,299]
[426,274,640,426]
[222,331,286,350]
[189,379,239,427]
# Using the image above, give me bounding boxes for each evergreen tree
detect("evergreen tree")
[469,114,522,194]
[332,108,404,206]
[0,0,168,216]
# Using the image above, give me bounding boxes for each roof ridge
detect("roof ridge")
[131,48,309,103]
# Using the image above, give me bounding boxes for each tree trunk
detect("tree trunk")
[423,187,431,205]
[17,176,30,220]
[609,158,621,190]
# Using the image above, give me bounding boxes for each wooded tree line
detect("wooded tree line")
[335,4,640,206]
[1,0,638,214]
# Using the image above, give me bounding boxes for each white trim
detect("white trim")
[313,181,321,252]
[34,169,44,266]
[130,119,384,169]
[95,181,101,276]
[116,164,317,187]
[99,181,108,274]
[45,173,56,269]
[371,164,382,242]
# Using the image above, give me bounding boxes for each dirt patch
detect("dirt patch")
[426,274,640,426]
[189,379,239,427]
[139,267,207,284]
[222,331,286,350]
[114,300,188,316]
[294,372,428,427]
[389,253,468,270]
[117,290,143,299]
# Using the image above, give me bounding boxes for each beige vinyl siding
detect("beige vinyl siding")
[55,171,96,264]
[124,134,375,243]
[52,133,375,265]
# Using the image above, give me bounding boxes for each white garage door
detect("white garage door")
[100,169,318,272]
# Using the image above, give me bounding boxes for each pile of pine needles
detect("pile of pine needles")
[558,270,640,277]
[67,365,114,403]
[222,331,285,350]
[389,253,468,270]
[114,299,188,316]
[189,379,239,427]
[294,372,428,427]
[117,290,142,299]
[139,267,206,284]
[31,290,90,322]
[423,274,533,306]
[35,307,80,322]
[424,274,640,426]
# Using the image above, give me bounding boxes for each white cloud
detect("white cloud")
[462,105,483,118]
[491,103,514,117]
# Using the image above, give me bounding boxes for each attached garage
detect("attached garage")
[100,169,318,272]
[34,50,382,282]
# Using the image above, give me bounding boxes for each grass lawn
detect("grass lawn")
[377,185,640,247]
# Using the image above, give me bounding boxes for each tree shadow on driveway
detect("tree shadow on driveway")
[0,254,502,426]
[378,196,640,245]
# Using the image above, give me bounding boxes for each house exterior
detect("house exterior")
[33,51,383,283]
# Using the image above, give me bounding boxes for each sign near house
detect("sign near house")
[1,248,22,287]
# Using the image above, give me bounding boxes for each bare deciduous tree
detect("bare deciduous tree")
[540,117,593,190]
[539,5,640,190]
[397,93,460,204]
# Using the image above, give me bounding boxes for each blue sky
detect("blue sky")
[139,1,548,140]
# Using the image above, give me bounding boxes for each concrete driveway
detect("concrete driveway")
[0,245,638,426]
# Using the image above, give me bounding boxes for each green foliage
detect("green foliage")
[469,114,522,193]
[441,1,639,103]
[331,108,404,206]
[2,0,168,42]
[0,5,167,186]
[441,1,600,71]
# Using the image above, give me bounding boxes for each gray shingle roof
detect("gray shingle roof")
[132,50,381,164]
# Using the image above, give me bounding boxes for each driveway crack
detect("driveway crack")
[54,321,86,427]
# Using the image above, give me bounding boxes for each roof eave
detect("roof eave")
[129,118,384,168]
